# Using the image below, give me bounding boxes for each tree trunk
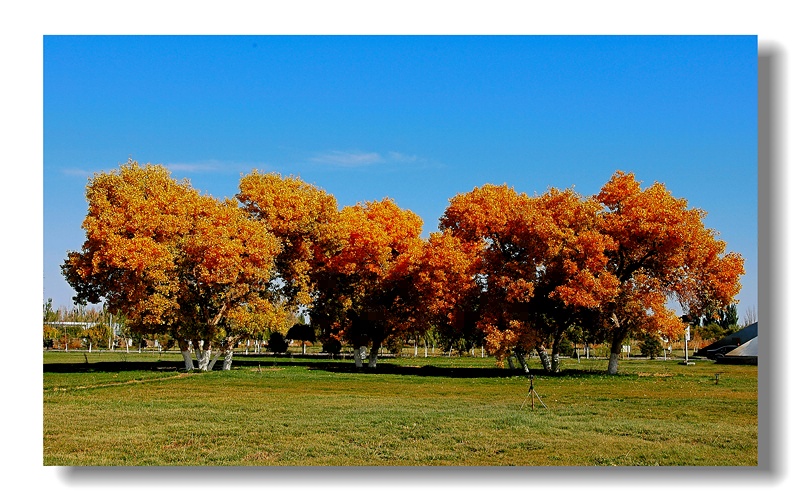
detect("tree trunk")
[368,343,380,368]
[607,335,625,375]
[207,350,222,370]
[196,341,211,371]
[515,351,530,374]
[535,344,552,372]
[222,349,234,370]
[354,346,364,368]
[179,340,195,370]
[507,356,516,370]
[302,342,306,355]
[551,352,561,373]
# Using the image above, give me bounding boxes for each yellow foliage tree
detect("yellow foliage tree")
[62,160,281,370]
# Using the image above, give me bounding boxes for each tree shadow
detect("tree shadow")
[44,354,611,379]
[43,360,186,373]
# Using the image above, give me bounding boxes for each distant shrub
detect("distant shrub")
[556,337,574,357]
[640,336,662,359]
[267,332,289,354]
[321,337,342,355]
[286,324,315,343]
[386,337,405,356]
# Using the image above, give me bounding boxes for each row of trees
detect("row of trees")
[62,160,744,374]
[43,298,132,351]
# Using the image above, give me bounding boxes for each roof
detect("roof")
[726,337,758,357]
[697,322,758,358]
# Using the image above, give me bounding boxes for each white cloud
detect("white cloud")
[165,160,271,174]
[61,168,93,178]
[387,151,420,163]
[310,150,385,167]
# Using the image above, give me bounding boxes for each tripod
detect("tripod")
[521,374,547,410]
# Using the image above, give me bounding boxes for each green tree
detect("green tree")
[640,335,662,359]
[286,323,315,354]
[267,331,289,354]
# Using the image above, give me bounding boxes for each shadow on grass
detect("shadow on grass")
[43,354,611,378]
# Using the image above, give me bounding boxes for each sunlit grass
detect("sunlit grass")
[43,351,757,466]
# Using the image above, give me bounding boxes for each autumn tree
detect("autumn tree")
[83,323,110,352]
[311,198,425,368]
[62,160,280,370]
[236,171,343,306]
[592,171,745,374]
[440,184,618,373]
[412,230,484,358]
[222,296,298,364]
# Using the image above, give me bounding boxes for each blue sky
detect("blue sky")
[44,35,758,319]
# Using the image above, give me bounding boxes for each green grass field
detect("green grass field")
[43,350,757,466]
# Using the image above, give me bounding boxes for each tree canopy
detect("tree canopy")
[310,198,425,367]
[63,160,281,370]
[439,184,619,372]
[63,162,744,375]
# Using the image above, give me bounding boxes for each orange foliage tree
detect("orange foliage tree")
[310,198,425,367]
[592,171,745,374]
[412,230,484,355]
[440,184,618,372]
[62,161,280,370]
[236,171,343,307]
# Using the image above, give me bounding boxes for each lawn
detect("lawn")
[43,350,757,466]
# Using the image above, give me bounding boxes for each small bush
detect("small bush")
[321,337,342,355]
[556,337,574,357]
[267,332,289,354]
[640,336,662,359]
[386,337,405,356]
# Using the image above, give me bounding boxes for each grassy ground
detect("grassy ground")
[43,350,757,466]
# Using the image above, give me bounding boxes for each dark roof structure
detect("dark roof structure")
[717,336,758,365]
[696,322,758,360]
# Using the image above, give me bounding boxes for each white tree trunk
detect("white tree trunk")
[181,348,194,370]
[302,342,306,355]
[88,342,92,353]
[536,345,552,372]
[354,346,365,367]
[207,350,222,371]
[607,352,620,375]
[222,349,235,370]
[516,352,530,373]
[551,352,560,373]
[414,339,418,357]
[368,344,380,368]
[196,342,212,371]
